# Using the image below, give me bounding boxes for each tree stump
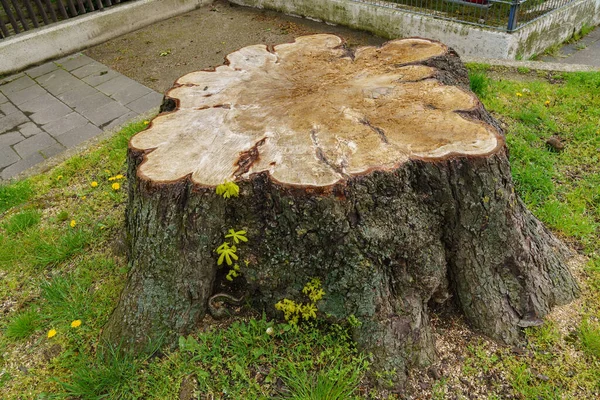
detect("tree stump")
[103,34,579,386]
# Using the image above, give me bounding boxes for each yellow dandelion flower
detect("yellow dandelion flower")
[81,196,87,200]
[70,220,76,228]
[108,176,116,181]
[143,120,150,125]
[112,183,120,191]
[104,169,111,174]
[56,175,63,180]
[544,100,551,106]
[47,329,57,338]
[516,92,523,97]
[71,320,82,328]
[115,174,124,180]
[91,181,98,187]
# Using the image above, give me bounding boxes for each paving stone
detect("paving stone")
[0,146,20,169]
[57,84,99,107]
[111,83,152,106]
[40,142,67,159]
[0,93,7,104]
[37,69,83,95]
[103,111,138,131]
[0,102,18,116]
[19,93,64,114]
[29,102,72,125]
[80,101,130,127]
[18,122,42,138]
[3,84,47,105]
[0,131,24,147]
[96,75,138,97]
[126,92,163,114]
[26,62,59,79]
[0,112,30,134]
[72,91,113,114]
[44,112,88,137]
[0,75,36,94]
[82,70,120,87]
[1,152,44,180]
[71,62,110,79]
[13,132,58,158]
[56,123,102,148]
[0,73,24,86]
[55,54,95,72]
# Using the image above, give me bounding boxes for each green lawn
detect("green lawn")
[0,67,599,399]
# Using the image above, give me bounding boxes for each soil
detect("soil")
[85,0,386,94]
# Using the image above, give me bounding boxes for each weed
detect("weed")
[4,309,41,340]
[469,71,488,98]
[0,180,33,213]
[579,319,600,359]
[2,209,41,235]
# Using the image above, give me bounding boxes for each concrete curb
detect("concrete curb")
[0,0,213,76]
[463,57,600,72]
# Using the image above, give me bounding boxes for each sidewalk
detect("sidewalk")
[0,54,162,181]
[537,26,600,67]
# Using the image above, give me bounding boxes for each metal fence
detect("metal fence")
[0,0,135,39]
[352,0,579,31]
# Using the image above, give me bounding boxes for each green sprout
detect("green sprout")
[225,229,248,244]
[216,242,238,266]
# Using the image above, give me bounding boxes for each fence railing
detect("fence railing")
[0,0,135,39]
[351,0,579,31]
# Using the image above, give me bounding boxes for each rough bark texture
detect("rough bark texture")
[103,35,579,387]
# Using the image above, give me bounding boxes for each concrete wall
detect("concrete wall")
[230,0,600,59]
[513,0,600,59]
[0,0,213,75]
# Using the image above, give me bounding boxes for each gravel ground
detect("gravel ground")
[85,0,386,94]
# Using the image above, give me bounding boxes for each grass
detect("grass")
[0,68,599,399]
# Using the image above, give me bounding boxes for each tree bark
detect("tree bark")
[102,35,579,387]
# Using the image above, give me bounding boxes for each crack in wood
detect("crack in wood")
[234,137,267,177]
[360,118,389,144]
[310,129,347,177]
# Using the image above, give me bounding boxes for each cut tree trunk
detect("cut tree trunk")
[102,34,579,387]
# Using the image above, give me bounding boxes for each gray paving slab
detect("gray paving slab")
[0,131,24,147]
[126,92,163,114]
[0,147,20,169]
[25,62,59,79]
[0,102,19,116]
[0,112,30,134]
[56,123,102,148]
[111,82,152,106]
[18,122,43,138]
[55,54,95,72]
[0,57,161,180]
[40,143,67,159]
[103,111,139,131]
[29,102,72,125]
[72,91,114,114]
[96,75,138,97]
[82,69,120,87]
[537,27,600,67]
[3,84,47,105]
[1,152,44,180]
[57,84,100,107]
[82,101,130,127]
[0,76,36,94]
[71,62,110,79]
[13,132,58,158]
[44,112,88,137]
[19,93,65,114]
[0,73,25,86]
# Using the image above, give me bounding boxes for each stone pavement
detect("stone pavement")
[0,53,163,181]
[537,26,600,67]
